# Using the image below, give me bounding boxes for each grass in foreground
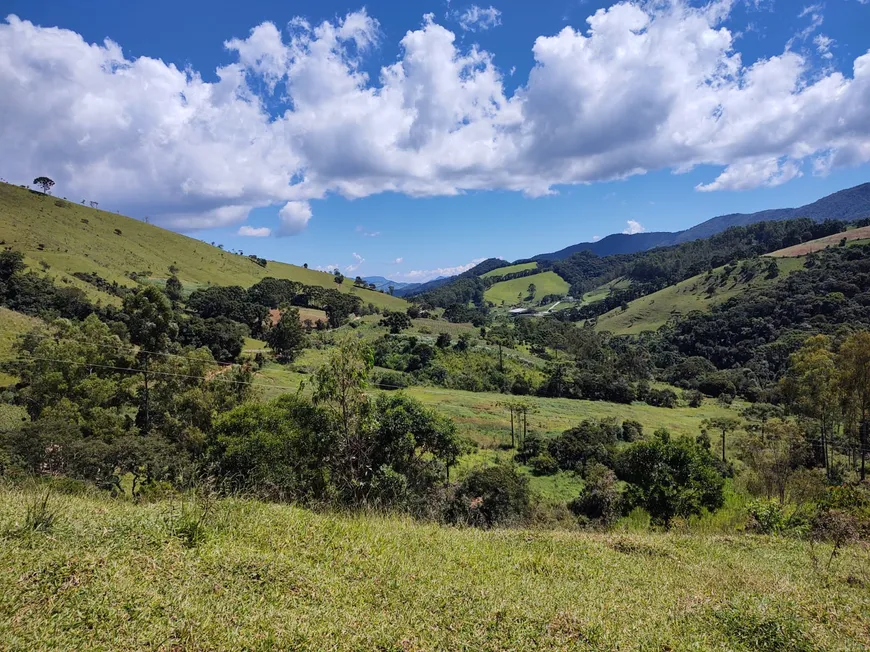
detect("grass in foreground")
[0,485,867,650]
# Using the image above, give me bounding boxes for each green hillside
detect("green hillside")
[481,261,537,279]
[485,271,570,305]
[768,224,870,257]
[2,485,867,651]
[594,258,804,335]
[0,183,407,311]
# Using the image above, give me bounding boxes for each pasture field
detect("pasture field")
[481,261,537,279]
[768,225,870,257]
[594,257,804,335]
[0,484,867,651]
[403,385,738,448]
[0,182,407,311]
[485,271,570,306]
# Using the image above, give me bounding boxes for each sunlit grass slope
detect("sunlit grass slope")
[481,261,537,279]
[0,485,866,650]
[485,271,570,305]
[0,182,407,311]
[594,257,804,335]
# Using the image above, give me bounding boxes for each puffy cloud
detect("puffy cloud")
[237,225,271,237]
[591,235,601,242]
[2,1,870,237]
[696,157,802,191]
[277,201,312,235]
[456,5,502,32]
[394,257,404,264]
[622,220,645,235]
[403,257,486,281]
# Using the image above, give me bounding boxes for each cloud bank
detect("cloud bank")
[2,1,870,235]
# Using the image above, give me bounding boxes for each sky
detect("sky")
[1,0,870,281]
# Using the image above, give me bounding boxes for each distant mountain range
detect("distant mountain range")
[531,182,870,261]
[363,275,448,297]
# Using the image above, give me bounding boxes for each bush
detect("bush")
[527,453,559,476]
[548,419,618,471]
[569,463,621,526]
[373,370,410,390]
[621,419,643,442]
[447,464,530,528]
[616,429,725,526]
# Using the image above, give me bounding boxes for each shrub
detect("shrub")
[616,429,725,526]
[527,453,559,476]
[621,419,643,442]
[447,464,530,528]
[569,463,621,526]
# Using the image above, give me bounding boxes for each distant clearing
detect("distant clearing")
[768,225,870,257]
[481,261,537,279]
[485,271,569,305]
[594,257,804,335]
[403,385,736,448]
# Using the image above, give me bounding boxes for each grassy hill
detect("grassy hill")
[481,261,537,279]
[1,485,867,650]
[485,271,570,306]
[594,258,804,335]
[768,225,870,257]
[0,183,407,311]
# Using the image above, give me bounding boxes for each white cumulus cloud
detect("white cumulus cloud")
[2,1,870,237]
[623,220,645,235]
[278,201,312,236]
[237,225,271,237]
[394,257,404,264]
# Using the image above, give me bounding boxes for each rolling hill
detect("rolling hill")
[0,183,408,311]
[768,225,870,257]
[485,270,570,305]
[532,181,870,261]
[592,257,805,335]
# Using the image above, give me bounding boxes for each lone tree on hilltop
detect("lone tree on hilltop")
[33,177,55,194]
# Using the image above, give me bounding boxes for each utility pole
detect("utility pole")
[142,353,150,434]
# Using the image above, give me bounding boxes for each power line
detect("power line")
[1,355,304,392]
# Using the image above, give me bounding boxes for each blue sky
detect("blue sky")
[2,0,870,280]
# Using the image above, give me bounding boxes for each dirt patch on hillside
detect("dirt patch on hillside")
[768,225,870,257]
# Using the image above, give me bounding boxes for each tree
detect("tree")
[179,316,247,362]
[388,285,395,296]
[206,395,334,500]
[122,286,178,352]
[0,249,26,282]
[436,332,452,349]
[33,176,55,194]
[313,334,374,500]
[781,335,838,473]
[303,263,308,269]
[527,283,537,299]
[739,418,810,504]
[265,308,307,362]
[164,275,184,303]
[380,310,411,334]
[701,416,741,463]
[838,331,870,480]
[616,429,725,526]
[333,270,344,285]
